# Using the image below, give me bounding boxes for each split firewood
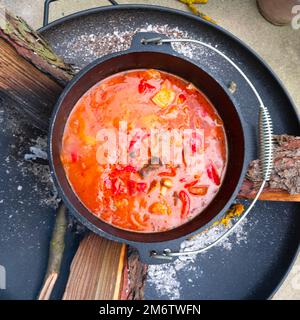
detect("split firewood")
[63,233,127,300]
[0,7,74,130]
[62,234,147,300]
[60,231,147,300]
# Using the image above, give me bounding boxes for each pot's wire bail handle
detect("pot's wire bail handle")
[43,0,119,27]
[142,37,274,260]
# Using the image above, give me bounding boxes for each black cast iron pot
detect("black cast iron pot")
[49,32,254,264]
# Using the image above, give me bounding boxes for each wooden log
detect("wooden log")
[238,135,300,201]
[0,8,74,84]
[62,234,147,300]
[0,7,74,130]
[63,233,127,300]
[238,181,300,201]
[0,38,61,130]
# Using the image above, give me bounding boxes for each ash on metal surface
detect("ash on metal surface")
[49,23,215,70]
[147,215,250,300]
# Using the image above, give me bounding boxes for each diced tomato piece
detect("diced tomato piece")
[137,182,147,192]
[191,131,203,154]
[128,180,147,194]
[112,178,127,195]
[192,144,196,153]
[116,165,137,173]
[71,151,78,163]
[123,165,137,173]
[177,94,186,104]
[110,165,137,177]
[127,180,137,196]
[138,79,155,94]
[111,178,118,194]
[207,163,221,186]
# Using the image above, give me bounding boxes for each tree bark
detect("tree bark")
[238,135,300,201]
[0,8,74,130]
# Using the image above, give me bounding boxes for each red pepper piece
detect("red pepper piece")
[184,180,198,189]
[129,139,137,151]
[111,178,118,195]
[128,132,141,151]
[207,163,221,186]
[128,133,149,153]
[158,167,177,177]
[192,143,196,154]
[138,79,155,94]
[127,180,137,196]
[137,182,147,192]
[117,165,137,173]
[110,165,137,178]
[178,94,186,104]
[112,178,127,195]
[179,190,190,218]
[71,151,78,163]
[124,165,137,173]
[191,132,203,154]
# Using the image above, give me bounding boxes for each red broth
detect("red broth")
[61,69,227,232]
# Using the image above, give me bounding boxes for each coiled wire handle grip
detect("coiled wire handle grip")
[142,37,274,260]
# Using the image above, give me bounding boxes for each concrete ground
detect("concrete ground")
[1,0,299,299]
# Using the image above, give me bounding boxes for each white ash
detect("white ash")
[1,133,60,209]
[147,261,181,300]
[21,136,60,208]
[147,216,249,300]
[24,140,48,161]
[56,24,214,69]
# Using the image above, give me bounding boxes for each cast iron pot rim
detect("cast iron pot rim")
[49,46,250,245]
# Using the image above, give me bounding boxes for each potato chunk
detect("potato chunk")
[152,83,175,108]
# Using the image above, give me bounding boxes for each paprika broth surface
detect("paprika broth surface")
[61,69,227,232]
